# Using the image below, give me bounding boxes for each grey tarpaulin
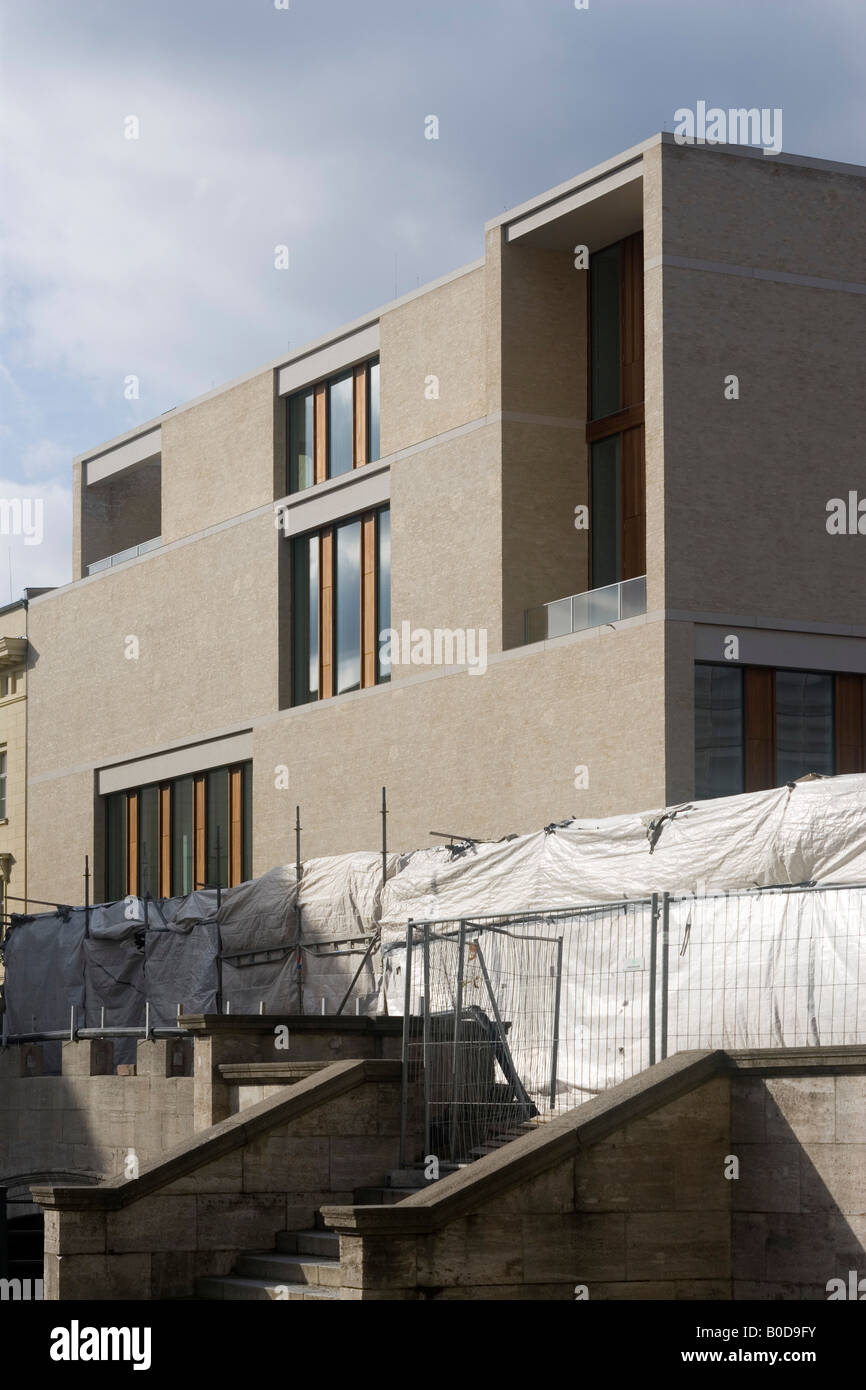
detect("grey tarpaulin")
[3,910,87,1072]
[217,866,300,1013]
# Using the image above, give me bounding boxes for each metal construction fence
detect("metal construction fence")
[395,881,866,1164]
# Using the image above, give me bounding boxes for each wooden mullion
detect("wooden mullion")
[744,667,776,792]
[194,776,206,891]
[159,784,171,898]
[835,673,865,774]
[320,530,334,699]
[127,792,138,898]
[354,363,367,469]
[586,402,644,443]
[361,513,376,688]
[314,383,327,484]
[229,767,243,886]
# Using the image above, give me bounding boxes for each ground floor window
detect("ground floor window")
[695,664,864,799]
[104,760,252,901]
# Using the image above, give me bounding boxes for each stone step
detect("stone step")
[276,1229,339,1258]
[196,1275,338,1302]
[236,1252,341,1288]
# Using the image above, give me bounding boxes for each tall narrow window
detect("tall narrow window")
[292,534,319,705]
[335,518,362,694]
[694,665,745,800]
[171,776,195,897]
[367,359,381,463]
[328,371,354,478]
[590,243,621,419]
[376,507,391,682]
[205,768,230,888]
[0,750,6,819]
[105,791,127,900]
[289,389,314,493]
[776,671,834,783]
[138,785,160,897]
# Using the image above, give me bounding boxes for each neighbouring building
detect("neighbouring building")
[0,591,55,944]
[23,132,866,907]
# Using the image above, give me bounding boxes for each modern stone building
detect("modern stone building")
[24,132,866,906]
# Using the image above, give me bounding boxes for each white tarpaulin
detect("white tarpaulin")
[378,775,866,942]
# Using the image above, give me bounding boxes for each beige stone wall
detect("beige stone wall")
[160,370,280,544]
[661,145,866,625]
[28,514,277,780]
[379,268,487,457]
[497,239,588,648]
[661,145,865,282]
[251,618,668,870]
[732,1073,866,1299]
[0,1041,194,1187]
[389,423,503,673]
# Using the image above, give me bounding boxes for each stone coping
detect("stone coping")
[217,1061,326,1080]
[32,1058,401,1213]
[178,1014,404,1035]
[321,1046,866,1237]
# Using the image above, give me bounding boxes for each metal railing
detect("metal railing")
[397,880,866,1165]
[524,574,647,644]
[86,535,162,575]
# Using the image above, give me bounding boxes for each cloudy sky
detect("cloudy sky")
[1,0,863,594]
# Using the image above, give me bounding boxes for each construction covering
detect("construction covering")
[1,775,864,1086]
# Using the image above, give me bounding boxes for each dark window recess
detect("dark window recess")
[775,670,835,783]
[694,664,745,800]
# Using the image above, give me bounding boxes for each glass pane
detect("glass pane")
[590,242,621,419]
[546,596,573,639]
[591,435,621,588]
[138,786,159,898]
[289,390,314,493]
[587,583,619,628]
[0,750,6,819]
[367,360,380,462]
[242,762,253,883]
[694,664,745,800]
[171,777,194,897]
[376,507,390,682]
[206,768,230,888]
[327,371,354,478]
[620,574,647,620]
[105,792,127,900]
[292,535,319,705]
[335,518,362,694]
[775,670,834,783]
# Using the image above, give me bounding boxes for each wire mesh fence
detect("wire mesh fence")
[397,882,866,1164]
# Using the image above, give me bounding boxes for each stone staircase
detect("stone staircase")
[195,1170,427,1301]
[195,1113,543,1300]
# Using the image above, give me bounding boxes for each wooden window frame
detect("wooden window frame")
[288,359,377,494]
[107,763,253,901]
